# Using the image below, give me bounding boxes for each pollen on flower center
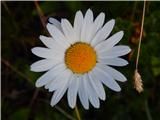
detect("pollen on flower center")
[65,42,97,74]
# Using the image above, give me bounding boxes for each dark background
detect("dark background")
[1,1,160,120]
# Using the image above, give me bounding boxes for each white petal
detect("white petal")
[88,72,106,100]
[39,35,55,48]
[48,18,62,31]
[50,87,67,106]
[31,47,64,60]
[48,69,72,92]
[98,57,128,66]
[98,45,131,58]
[74,10,83,42]
[35,63,66,87]
[30,59,62,72]
[61,19,75,44]
[91,19,115,46]
[67,75,79,108]
[50,81,68,106]
[50,69,72,106]
[89,12,105,42]
[85,74,100,108]
[39,35,65,52]
[81,9,93,42]
[93,66,121,92]
[95,31,124,52]
[45,81,51,89]
[78,76,89,109]
[46,23,70,49]
[97,64,127,82]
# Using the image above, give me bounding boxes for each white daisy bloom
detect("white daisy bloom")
[31,9,131,109]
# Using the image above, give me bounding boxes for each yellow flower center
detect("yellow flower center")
[65,42,97,74]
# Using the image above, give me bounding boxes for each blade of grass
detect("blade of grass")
[135,0,146,69]
[134,0,146,93]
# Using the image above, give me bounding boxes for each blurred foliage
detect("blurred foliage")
[1,1,160,120]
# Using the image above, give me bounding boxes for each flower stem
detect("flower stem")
[75,105,81,120]
[135,0,146,69]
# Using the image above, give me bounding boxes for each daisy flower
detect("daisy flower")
[31,9,131,109]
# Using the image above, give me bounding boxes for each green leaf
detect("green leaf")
[10,108,30,120]
[151,56,160,76]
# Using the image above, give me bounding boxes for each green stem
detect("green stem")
[145,100,153,120]
[75,105,81,120]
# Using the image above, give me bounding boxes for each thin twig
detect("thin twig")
[2,58,40,107]
[2,2,19,32]
[2,58,40,108]
[29,89,39,107]
[40,99,76,120]
[1,59,31,82]
[135,0,146,69]
[55,106,76,120]
[75,105,81,120]
[2,59,76,120]
[34,1,46,28]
